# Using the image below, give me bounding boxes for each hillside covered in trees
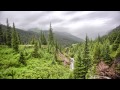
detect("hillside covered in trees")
[0,18,120,79]
[0,24,83,47]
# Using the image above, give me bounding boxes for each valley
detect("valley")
[0,11,120,79]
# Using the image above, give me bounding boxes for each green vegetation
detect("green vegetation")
[0,19,120,79]
[0,45,70,79]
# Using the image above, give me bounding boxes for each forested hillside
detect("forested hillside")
[67,26,120,79]
[0,24,83,47]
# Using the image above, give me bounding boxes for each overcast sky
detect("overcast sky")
[0,11,120,39]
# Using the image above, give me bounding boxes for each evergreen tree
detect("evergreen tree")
[103,44,112,65]
[12,23,19,52]
[19,52,26,65]
[0,24,3,44]
[32,42,39,58]
[48,22,54,46]
[74,52,86,79]
[48,22,55,53]
[6,18,12,47]
[83,35,91,74]
[94,44,101,62]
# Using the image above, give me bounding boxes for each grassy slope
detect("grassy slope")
[0,45,70,79]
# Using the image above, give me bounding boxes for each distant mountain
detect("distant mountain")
[29,28,84,46]
[1,25,83,47]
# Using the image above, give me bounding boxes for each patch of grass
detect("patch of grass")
[0,45,70,79]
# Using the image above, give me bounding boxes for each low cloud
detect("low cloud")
[0,11,120,39]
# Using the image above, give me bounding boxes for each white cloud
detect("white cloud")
[0,11,120,39]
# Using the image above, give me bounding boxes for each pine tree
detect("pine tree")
[74,52,86,79]
[12,23,19,52]
[32,42,39,58]
[94,44,101,62]
[83,35,91,74]
[103,44,112,65]
[48,22,54,46]
[48,22,55,53]
[19,52,26,65]
[0,24,3,44]
[6,18,12,47]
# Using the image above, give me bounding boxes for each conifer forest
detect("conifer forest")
[0,11,120,79]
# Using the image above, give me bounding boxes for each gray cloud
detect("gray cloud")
[69,11,120,23]
[0,11,120,39]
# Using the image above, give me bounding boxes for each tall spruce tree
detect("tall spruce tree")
[83,35,91,75]
[6,18,12,47]
[48,22,54,46]
[74,52,86,79]
[48,22,55,53]
[94,44,101,62]
[103,44,112,65]
[19,52,26,65]
[12,23,19,52]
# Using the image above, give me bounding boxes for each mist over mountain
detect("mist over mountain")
[1,24,83,47]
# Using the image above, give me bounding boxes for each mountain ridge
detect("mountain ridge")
[1,24,83,47]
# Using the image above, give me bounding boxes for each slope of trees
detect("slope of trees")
[69,27,120,79]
